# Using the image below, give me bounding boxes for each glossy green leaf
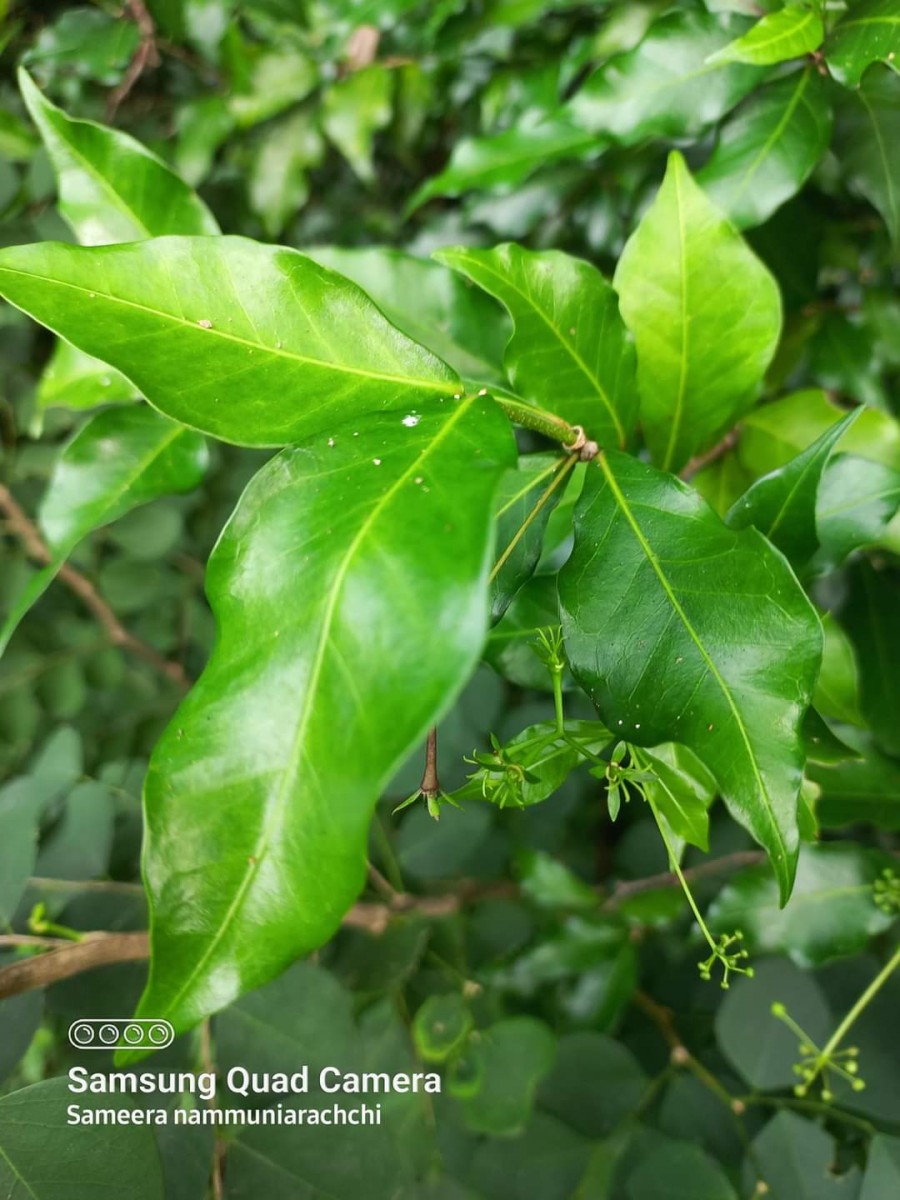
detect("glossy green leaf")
[826,0,900,89]
[725,409,858,566]
[129,397,513,1039]
[35,339,137,414]
[614,152,782,472]
[408,117,596,210]
[0,1078,164,1200]
[19,68,219,245]
[816,454,900,562]
[839,561,900,757]
[437,243,637,445]
[451,1016,556,1135]
[710,6,823,65]
[0,236,462,447]
[833,67,900,244]
[490,453,569,621]
[309,245,509,384]
[709,842,896,965]
[560,451,823,902]
[697,69,832,230]
[569,9,764,143]
[632,743,717,853]
[485,573,564,691]
[0,406,208,658]
[814,614,864,727]
[861,1136,900,1200]
[322,64,392,183]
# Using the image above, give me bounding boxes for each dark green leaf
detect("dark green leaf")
[0,992,43,1085]
[451,1016,556,1135]
[813,729,900,831]
[0,778,41,922]
[697,69,832,230]
[560,451,821,902]
[626,1137,738,1200]
[614,152,782,472]
[0,237,462,447]
[726,410,858,565]
[538,1032,648,1137]
[861,1136,900,1200]
[632,742,717,853]
[814,615,864,728]
[709,842,895,965]
[0,1078,165,1200]
[748,1111,862,1199]
[839,562,900,757]
[413,993,473,1063]
[826,0,900,89]
[710,7,823,65]
[569,10,765,143]
[485,573,564,691]
[518,850,597,910]
[436,243,637,445]
[36,780,115,880]
[833,67,900,243]
[128,397,513,1040]
[816,455,900,563]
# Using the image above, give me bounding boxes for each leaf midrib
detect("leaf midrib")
[596,452,790,869]
[0,264,457,395]
[732,9,819,57]
[159,396,482,1018]
[728,70,813,207]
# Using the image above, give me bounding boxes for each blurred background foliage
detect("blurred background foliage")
[1,2,900,1198]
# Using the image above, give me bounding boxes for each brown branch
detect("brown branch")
[680,429,741,482]
[0,483,189,687]
[421,725,441,799]
[107,0,160,119]
[0,851,762,1000]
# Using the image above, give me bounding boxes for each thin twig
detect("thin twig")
[680,430,741,482]
[0,932,150,999]
[0,483,189,687]
[600,850,765,910]
[107,0,160,119]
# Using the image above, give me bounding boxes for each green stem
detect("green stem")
[493,396,579,446]
[647,793,718,956]
[816,944,900,1069]
[489,455,574,585]
[551,668,565,736]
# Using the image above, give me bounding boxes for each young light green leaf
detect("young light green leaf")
[833,67,900,244]
[826,0,900,89]
[697,69,832,230]
[436,243,637,445]
[0,236,461,447]
[0,406,208,658]
[614,152,782,472]
[490,453,570,622]
[560,451,823,902]
[709,6,823,65]
[129,397,514,1040]
[569,9,765,143]
[18,67,219,245]
[35,339,137,414]
[408,117,597,210]
[708,842,896,966]
[631,743,717,853]
[726,409,859,566]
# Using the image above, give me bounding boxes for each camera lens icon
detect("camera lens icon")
[68,1018,174,1051]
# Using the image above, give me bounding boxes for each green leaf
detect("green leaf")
[0,993,43,1086]
[569,9,765,143]
[613,152,782,472]
[0,778,41,923]
[715,957,832,1090]
[0,1078,165,1200]
[861,1136,900,1200]
[710,7,823,65]
[632,743,717,853]
[248,109,323,238]
[309,245,509,384]
[826,0,900,89]
[538,1033,648,1138]
[490,453,569,621]
[0,237,463,448]
[814,614,864,727]
[0,406,208,658]
[726,410,859,566]
[834,67,900,244]
[322,64,393,183]
[697,69,832,230]
[228,48,317,129]
[813,729,900,831]
[748,1111,862,1199]
[839,562,900,757]
[24,9,141,87]
[816,455,900,562]
[451,1016,556,1135]
[519,850,598,910]
[437,243,637,445]
[408,116,596,210]
[129,397,513,1039]
[18,68,219,245]
[36,779,115,880]
[626,1137,738,1200]
[35,339,137,414]
[559,451,823,902]
[709,842,896,966]
[413,993,474,1063]
[485,573,564,691]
